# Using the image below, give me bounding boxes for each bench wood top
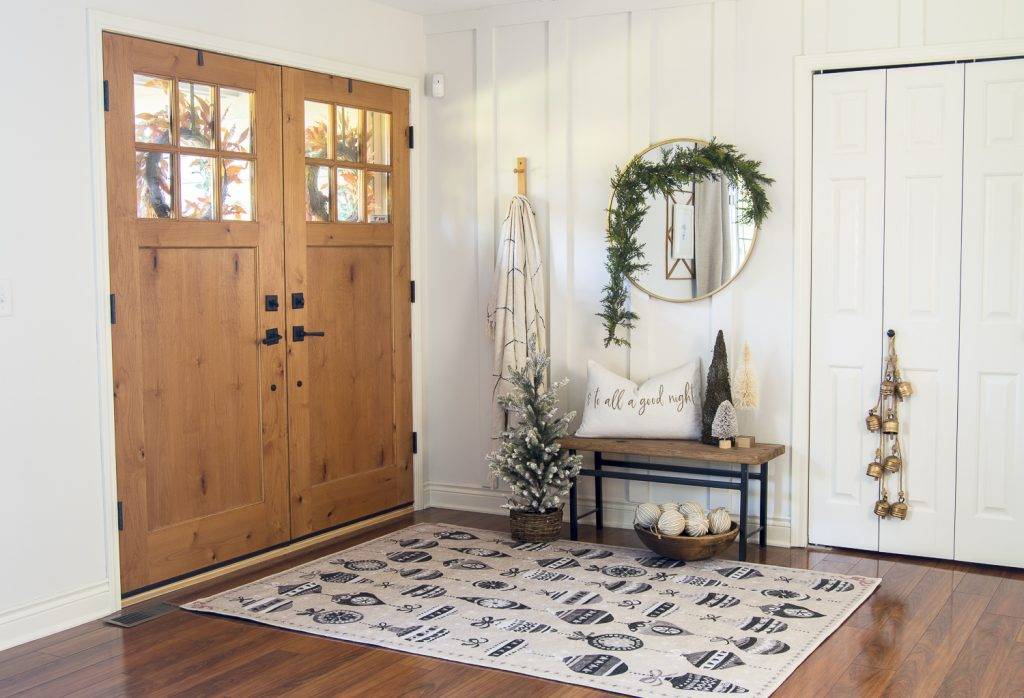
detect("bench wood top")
[560,436,785,465]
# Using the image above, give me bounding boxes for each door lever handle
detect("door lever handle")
[292,325,325,342]
[261,328,282,345]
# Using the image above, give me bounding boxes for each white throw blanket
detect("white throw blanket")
[486,195,547,439]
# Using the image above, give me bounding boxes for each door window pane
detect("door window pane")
[304,101,331,159]
[305,165,330,221]
[366,111,391,165]
[221,159,253,221]
[220,87,253,153]
[134,74,172,144]
[180,155,216,220]
[336,106,362,162]
[336,168,364,222]
[135,151,173,218]
[367,171,390,223]
[178,81,216,149]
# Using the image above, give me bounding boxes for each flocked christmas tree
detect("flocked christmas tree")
[711,400,739,440]
[734,341,760,411]
[702,330,733,444]
[487,336,583,513]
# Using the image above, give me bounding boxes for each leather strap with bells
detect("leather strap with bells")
[865,330,912,521]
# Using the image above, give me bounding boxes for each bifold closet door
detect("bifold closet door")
[955,58,1024,568]
[103,34,289,592]
[879,64,963,558]
[282,68,414,537]
[808,70,887,550]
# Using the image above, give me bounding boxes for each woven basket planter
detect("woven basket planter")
[509,507,563,543]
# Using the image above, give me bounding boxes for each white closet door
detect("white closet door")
[879,64,964,558]
[809,70,886,550]
[955,58,1024,568]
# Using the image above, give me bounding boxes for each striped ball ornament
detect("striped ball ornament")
[634,502,662,529]
[684,513,710,537]
[708,507,732,534]
[656,509,687,536]
[660,502,680,512]
[679,501,705,519]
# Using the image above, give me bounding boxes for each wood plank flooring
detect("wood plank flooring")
[1,508,1022,697]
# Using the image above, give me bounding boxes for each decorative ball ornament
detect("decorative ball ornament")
[656,510,687,536]
[684,513,710,537]
[866,410,881,432]
[634,503,662,529]
[708,507,732,534]
[661,502,680,512]
[679,501,705,519]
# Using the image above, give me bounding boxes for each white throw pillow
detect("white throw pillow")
[575,360,703,439]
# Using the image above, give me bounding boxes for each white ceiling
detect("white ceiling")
[374,0,525,15]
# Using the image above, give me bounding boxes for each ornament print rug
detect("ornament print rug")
[183,523,879,696]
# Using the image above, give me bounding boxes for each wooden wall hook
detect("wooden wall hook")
[514,156,527,196]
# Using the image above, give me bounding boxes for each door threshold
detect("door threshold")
[121,505,414,607]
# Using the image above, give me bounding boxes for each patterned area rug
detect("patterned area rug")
[183,523,878,696]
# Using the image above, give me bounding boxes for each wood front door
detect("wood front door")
[282,68,413,536]
[104,33,289,592]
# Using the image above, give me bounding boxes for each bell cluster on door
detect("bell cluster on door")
[865,330,912,520]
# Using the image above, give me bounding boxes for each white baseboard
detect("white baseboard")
[426,481,792,548]
[0,581,115,653]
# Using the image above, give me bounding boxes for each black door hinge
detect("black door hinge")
[410,280,416,303]
[407,125,414,149]
[103,80,110,112]
[109,293,116,324]
[117,501,124,531]
[412,432,418,454]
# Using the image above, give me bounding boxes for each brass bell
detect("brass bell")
[890,498,909,520]
[897,380,914,399]
[866,460,884,479]
[874,497,891,518]
[882,415,899,434]
[883,455,902,473]
[866,411,881,432]
[880,380,896,397]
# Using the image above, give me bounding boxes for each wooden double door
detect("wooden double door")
[103,34,412,593]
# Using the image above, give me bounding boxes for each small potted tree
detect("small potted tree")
[487,337,582,542]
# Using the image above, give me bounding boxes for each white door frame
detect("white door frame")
[86,10,426,607]
[790,38,1024,548]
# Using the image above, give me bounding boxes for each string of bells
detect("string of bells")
[864,330,913,520]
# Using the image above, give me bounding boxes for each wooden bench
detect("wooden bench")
[560,437,786,561]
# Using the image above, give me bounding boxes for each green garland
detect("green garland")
[599,139,774,347]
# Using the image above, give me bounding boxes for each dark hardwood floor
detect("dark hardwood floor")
[1,507,1022,697]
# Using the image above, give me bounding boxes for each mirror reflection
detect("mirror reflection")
[625,139,757,302]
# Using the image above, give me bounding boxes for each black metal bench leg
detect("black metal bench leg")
[569,449,579,541]
[759,462,768,548]
[739,464,749,562]
[594,451,604,531]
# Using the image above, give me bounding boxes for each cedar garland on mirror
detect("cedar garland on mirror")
[600,139,773,347]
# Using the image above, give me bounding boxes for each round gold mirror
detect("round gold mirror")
[611,137,760,303]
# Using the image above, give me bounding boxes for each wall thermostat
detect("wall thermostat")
[426,73,445,99]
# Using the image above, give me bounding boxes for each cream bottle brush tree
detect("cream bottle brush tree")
[734,341,760,411]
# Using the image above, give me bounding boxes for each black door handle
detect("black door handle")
[261,328,282,345]
[292,325,325,342]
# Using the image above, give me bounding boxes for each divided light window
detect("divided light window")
[302,100,391,223]
[133,74,256,221]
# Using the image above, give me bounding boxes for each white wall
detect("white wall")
[421,0,1024,540]
[0,0,423,651]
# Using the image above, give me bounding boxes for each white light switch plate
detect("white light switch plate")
[0,279,12,316]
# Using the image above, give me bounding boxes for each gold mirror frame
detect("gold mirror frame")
[609,136,761,303]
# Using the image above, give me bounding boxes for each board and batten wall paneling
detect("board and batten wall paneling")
[423,0,800,543]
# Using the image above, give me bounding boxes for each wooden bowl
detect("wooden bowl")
[634,522,740,561]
